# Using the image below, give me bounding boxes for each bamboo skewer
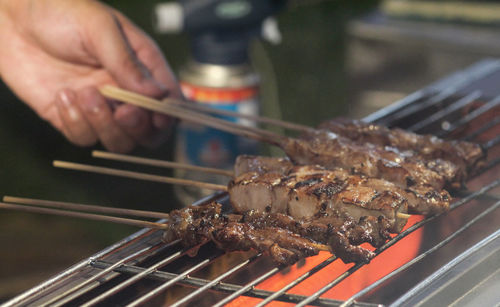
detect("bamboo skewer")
[53,160,228,192]
[312,243,332,252]
[397,212,412,219]
[53,160,412,220]
[162,97,313,133]
[3,196,169,219]
[92,150,234,177]
[0,202,168,229]
[99,85,287,146]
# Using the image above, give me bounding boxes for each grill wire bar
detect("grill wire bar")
[89,260,345,306]
[364,59,500,125]
[382,86,460,125]
[44,245,158,307]
[463,116,500,141]
[81,248,186,306]
[407,90,482,132]
[255,256,338,307]
[437,94,500,138]
[3,60,500,307]
[0,226,155,307]
[213,267,282,307]
[169,253,263,307]
[126,257,214,307]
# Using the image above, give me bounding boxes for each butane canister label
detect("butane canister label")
[174,82,260,204]
[178,82,259,168]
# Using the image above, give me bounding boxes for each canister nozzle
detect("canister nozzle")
[154,0,285,64]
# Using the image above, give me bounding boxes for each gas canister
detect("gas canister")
[174,61,260,204]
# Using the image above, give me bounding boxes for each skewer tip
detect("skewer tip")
[396,212,412,219]
[91,150,102,158]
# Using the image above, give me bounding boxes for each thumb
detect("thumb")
[88,9,166,98]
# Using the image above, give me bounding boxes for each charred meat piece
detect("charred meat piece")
[229,165,411,232]
[318,118,486,180]
[286,129,454,190]
[163,202,222,247]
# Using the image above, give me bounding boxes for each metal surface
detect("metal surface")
[3,59,500,306]
[179,61,259,88]
[391,229,500,307]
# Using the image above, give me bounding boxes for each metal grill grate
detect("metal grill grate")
[4,59,500,307]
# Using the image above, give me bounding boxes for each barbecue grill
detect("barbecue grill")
[3,59,500,307]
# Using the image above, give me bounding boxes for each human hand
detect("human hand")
[0,0,182,152]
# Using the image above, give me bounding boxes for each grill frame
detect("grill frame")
[3,59,500,307]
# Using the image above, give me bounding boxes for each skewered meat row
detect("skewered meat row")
[287,129,458,190]
[164,202,327,265]
[163,202,384,265]
[233,155,450,216]
[317,118,487,181]
[229,165,409,233]
[240,209,391,249]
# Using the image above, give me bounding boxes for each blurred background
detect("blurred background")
[1,0,499,301]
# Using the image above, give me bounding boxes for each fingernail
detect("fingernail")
[59,90,79,121]
[117,112,140,128]
[78,88,105,115]
[82,98,102,114]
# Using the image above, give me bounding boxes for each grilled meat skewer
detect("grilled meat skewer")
[163,202,327,265]
[287,130,452,190]
[318,118,486,177]
[163,202,377,264]
[229,165,409,233]
[54,158,418,223]
[0,197,375,265]
[240,210,391,248]
[234,155,450,216]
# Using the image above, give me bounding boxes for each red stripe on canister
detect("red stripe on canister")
[181,82,258,104]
